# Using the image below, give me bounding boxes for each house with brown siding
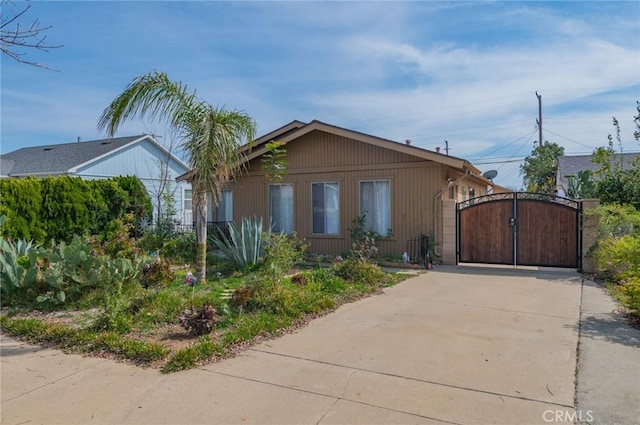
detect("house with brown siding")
[181,120,507,263]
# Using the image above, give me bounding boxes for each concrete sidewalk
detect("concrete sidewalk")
[2,266,583,424]
[575,280,640,425]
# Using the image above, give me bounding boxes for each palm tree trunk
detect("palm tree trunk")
[194,185,207,283]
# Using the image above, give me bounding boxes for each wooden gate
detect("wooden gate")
[457,193,581,268]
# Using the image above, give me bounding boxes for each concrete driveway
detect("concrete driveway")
[1,266,582,425]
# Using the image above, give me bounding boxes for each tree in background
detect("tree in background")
[592,102,640,208]
[1,0,61,69]
[521,142,565,194]
[98,71,256,283]
[261,141,288,183]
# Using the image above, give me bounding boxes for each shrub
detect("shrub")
[0,176,152,243]
[40,176,98,243]
[140,258,175,288]
[308,268,346,294]
[110,176,153,228]
[179,304,218,336]
[264,232,306,283]
[162,231,197,264]
[616,278,640,316]
[593,234,640,281]
[588,203,640,239]
[348,214,379,261]
[229,285,252,315]
[335,259,388,287]
[0,178,45,242]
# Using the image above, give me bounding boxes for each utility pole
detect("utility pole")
[535,91,543,147]
[444,140,450,156]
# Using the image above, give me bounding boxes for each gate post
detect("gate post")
[441,199,457,265]
[581,199,599,273]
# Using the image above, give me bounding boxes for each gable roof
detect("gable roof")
[1,135,188,177]
[243,120,480,173]
[556,152,640,191]
[178,119,508,192]
[240,120,306,154]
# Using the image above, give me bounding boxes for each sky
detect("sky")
[1,1,639,190]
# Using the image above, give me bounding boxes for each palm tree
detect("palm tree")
[97,71,256,282]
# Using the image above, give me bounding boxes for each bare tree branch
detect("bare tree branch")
[1,1,62,70]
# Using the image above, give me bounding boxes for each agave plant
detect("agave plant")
[210,216,266,268]
[0,236,42,295]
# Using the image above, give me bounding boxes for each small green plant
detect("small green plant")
[264,232,307,284]
[0,236,43,297]
[229,285,252,316]
[210,216,266,269]
[335,259,388,287]
[308,268,346,294]
[93,257,140,333]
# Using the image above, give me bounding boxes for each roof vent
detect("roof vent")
[77,136,81,143]
[405,139,411,145]
[43,147,54,151]
[101,140,112,145]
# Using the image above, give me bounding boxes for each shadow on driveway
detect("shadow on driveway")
[435,264,581,282]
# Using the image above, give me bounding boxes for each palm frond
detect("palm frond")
[184,107,256,207]
[97,70,199,137]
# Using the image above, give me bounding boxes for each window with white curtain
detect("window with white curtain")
[269,183,294,233]
[359,180,390,235]
[215,189,233,222]
[312,182,339,234]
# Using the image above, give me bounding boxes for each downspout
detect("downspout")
[432,170,472,259]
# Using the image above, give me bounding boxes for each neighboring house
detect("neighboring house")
[0,134,192,224]
[556,152,640,197]
[180,120,508,260]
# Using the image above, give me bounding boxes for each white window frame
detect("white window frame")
[359,179,391,236]
[311,181,340,235]
[268,183,294,234]
[182,187,193,225]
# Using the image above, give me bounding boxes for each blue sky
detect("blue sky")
[2,1,639,189]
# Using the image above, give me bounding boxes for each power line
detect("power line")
[473,158,526,165]
[497,131,536,172]
[543,127,596,149]
[465,128,538,161]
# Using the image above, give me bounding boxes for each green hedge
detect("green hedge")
[0,176,152,243]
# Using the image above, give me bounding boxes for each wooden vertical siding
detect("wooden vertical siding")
[231,130,448,257]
